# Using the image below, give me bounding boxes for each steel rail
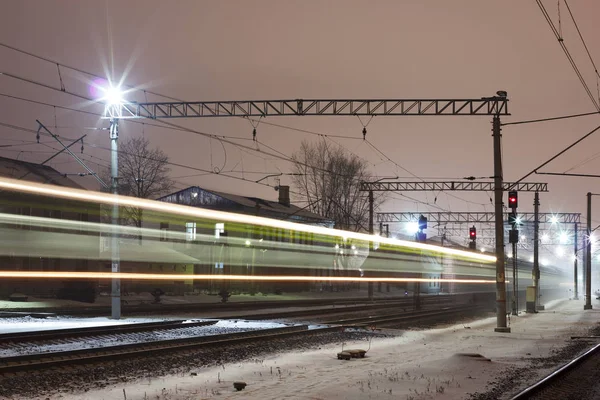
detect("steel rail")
[509,341,600,399]
[0,325,313,373]
[323,304,480,326]
[0,304,485,374]
[0,320,217,344]
[236,296,452,321]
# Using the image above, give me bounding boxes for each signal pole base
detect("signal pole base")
[584,304,593,310]
[494,327,511,333]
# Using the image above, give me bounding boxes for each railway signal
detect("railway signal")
[508,191,518,209]
[416,215,427,242]
[469,226,477,249]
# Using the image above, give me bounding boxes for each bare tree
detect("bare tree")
[101,136,175,228]
[291,139,382,232]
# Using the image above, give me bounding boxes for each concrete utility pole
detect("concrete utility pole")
[533,191,542,310]
[585,192,592,310]
[368,189,374,300]
[574,223,579,300]
[493,115,510,332]
[110,118,121,319]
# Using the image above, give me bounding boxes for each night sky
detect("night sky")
[1,1,599,237]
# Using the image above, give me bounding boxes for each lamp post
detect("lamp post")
[101,83,125,320]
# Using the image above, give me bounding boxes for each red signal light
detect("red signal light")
[469,226,477,240]
[508,191,518,208]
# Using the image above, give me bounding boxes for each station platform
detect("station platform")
[52,296,600,400]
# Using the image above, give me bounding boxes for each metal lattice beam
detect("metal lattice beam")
[377,212,581,224]
[360,181,547,192]
[104,97,510,119]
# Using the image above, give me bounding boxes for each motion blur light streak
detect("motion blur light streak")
[0,271,497,284]
[0,177,496,263]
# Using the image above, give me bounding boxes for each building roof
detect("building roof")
[158,186,334,226]
[0,156,85,189]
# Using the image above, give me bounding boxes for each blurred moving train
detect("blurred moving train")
[0,176,570,305]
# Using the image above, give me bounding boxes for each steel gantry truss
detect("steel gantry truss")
[360,181,547,193]
[105,97,510,119]
[376,212,580,224]
[104,92,512,331]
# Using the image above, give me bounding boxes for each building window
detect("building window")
[186,222,196,241]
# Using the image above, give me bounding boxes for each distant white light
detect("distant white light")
[480,248,486,253]
[521,235,526,241]
[559,232,569,244]
[353,250,358,255]
[540,259,547,266]
[541,233,550,244]
[550,216,559,224]
[339,250,344,255]
[406,222,419,235]
[572,255,578,261]
[351,245,356,250]
[529,256,534,263]
[334,244,339,249]
[515,217,522,225]
[391,235,398,240]
[245,240,251,246]
[507,253,513,259]
[556,247,565,258]
[101,85,125,106]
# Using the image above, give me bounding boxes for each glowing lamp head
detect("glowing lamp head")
[550,216,559,224]
[406,222,419,235]
[469,226,477,240]
[508,191,518,208]
[103,85,124,106]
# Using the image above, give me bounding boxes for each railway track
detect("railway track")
[228,296,453,321]
[509,341,600,400]
[7,293,460,317]
[0,304,481,374]
[0,319,217,344]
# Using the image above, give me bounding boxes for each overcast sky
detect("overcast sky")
[1,0,599,237]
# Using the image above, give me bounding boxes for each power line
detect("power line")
[536,0,600,111]
[564,1,600,81]
[501,110,600,126]
[512,124,600,185]
[536,171,600,179]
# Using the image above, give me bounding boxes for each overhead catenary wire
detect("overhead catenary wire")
[0,41,503,210]
[564,0,600,82]
[536,0,600,111]
[0,79,372,184]
[512,124,600,185]
[501,110,600,126]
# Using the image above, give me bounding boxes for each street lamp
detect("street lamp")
[97,81,126,319]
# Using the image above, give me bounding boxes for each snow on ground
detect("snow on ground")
[41,297,600,400]
[0,318,292,357]
[0,316,167,334]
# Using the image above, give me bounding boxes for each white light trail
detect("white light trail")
[0,271,497,284]
[0,177,496,263]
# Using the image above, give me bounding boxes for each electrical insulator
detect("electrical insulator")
[252,128,256,141]
[508,191,518,209]
[362,127,367,140]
